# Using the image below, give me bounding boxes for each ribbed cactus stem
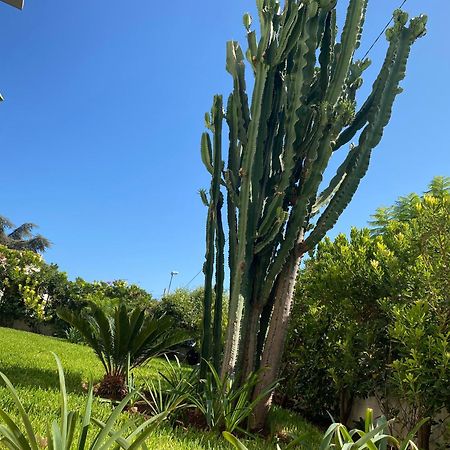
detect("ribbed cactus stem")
[200,95,225,378]
[199,0,426,426]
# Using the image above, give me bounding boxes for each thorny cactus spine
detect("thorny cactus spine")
[200,0,426,428]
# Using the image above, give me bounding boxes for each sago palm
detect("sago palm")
[57,303,186,399]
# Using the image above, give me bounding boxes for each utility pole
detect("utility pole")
[166,271,178,296]
[1,1,24,10]
[1,0,24,101]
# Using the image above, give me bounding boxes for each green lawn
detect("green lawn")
[0,327,321,449]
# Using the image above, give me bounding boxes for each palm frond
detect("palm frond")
[8,223,36,240]
[0,216,51,253]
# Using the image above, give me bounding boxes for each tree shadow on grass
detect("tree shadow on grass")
[0,364,85,394]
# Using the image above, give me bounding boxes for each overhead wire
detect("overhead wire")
[361,0,408,60]
[184,269,203,288]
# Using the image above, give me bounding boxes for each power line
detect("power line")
[184,269,203,288]
[362,0,408,60]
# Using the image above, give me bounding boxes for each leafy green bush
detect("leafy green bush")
[75,279,155,314]
[0,245,70,326]
[281,227,395,423]
[151,288,228,345]
[151,288,205,344]
[0,246,155,336]
[281,178,449,448]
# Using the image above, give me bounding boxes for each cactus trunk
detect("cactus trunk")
[199,0,426,427]
[250,252,302,428]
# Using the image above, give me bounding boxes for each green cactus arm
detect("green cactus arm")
[299,10,321,101]
[253,9,320,253]
[225,93,241,186]
[222,54,270,375]
[331,90,375,151]
[213,192,225,371]
[276,5,320,195]
[252,102,283,251]
[200,204,215,378]
[305,14,427,250]
[257,192,284,238]
[318,10,335,99]
[254,208,288,254]
[251,71,277,221]
[272,2,305,66]
[201,132,214,175]
[256,0,278,62]
[226,41,250,147]
[305,139,371,251]
[311,144,358,214]
[200,95,224,376]
[326,0,367,105]
[261,116,333,304]
[332,27,399,152]
[225,92,239,314]
[199,188,209,207]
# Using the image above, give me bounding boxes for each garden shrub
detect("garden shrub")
[0,245,156,336]
[151,287,228,346]
[281,178,450,449]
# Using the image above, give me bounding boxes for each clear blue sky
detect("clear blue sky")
[0,1,448,297]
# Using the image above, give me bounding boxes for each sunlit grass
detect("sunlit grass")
[0,327,320,449]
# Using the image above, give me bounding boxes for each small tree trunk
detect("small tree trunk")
[339,389,354,427]
[250,252,301,430]
[417,419,431,450]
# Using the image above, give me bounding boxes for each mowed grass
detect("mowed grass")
[0,327,321,449]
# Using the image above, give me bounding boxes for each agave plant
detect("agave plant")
[139,356,196,417]
[57,303,187,399]
[0,353,167,450]
[223,408,428,450]
[189,361,278,434]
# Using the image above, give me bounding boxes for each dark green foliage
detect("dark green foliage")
[73,279,155,315]
[281,228,395,423]
[0,216,51,253]
[57,304,187,385]
[151,288,208,344]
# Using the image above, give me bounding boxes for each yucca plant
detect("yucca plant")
[139,356,196,417]
[57,303,186,399]
[223,408,428,450]
[0,353,167,450]
[189,361,278,434]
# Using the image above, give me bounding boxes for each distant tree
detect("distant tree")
[0,216,51,253]
[369,175,449,234]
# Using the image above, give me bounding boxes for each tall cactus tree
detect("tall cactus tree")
[200,0,426,428]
